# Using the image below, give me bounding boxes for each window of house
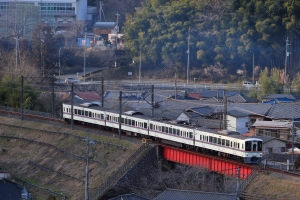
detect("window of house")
[279,147,285,152]
[258,129,263,136]
[265,129,271,137]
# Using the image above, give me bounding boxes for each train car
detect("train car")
[63,103,107,126]
[148,120,194,147]
[62,103,263,164]
[121,111,149,136]
[194,129,262,163]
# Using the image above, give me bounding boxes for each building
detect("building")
[251,121,293,140]
[254,136,286,154]
[0,0,97,38]
[227,109,249,134]
[0,179,31,200]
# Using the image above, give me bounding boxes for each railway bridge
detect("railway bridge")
[158,144,255,179]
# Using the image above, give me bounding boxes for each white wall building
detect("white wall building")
[227,110,249,134]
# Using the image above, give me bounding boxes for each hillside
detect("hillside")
[0,116,141,200]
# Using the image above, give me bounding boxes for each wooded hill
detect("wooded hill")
[122,0,300,80]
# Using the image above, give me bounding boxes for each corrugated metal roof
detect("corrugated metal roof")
[262,94,296,100]
[93,22,117,29]
[252,120,292,128]
[227,109,248,118]
[154,189,237,200]
[266,103,300,119]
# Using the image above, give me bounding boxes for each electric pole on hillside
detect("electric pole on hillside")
[284,37,291,91]
[186,33,190,85]
[223,90,227,130]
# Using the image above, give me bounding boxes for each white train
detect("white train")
[63,103,263,164]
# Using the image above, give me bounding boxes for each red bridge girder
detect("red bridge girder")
[162,146,253,179]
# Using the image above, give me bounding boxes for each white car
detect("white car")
[243,81,254,88]
[65,78,80,84]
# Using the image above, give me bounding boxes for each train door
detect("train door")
[252,141,258,151]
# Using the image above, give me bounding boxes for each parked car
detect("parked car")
[65,78,80,84]
[243,81,254,88]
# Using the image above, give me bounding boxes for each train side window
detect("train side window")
[131,120,135,126]
[159,126,161,132]
[213,137,217,143]
[121,118,124,123]
[177,129,180,135]
[230,141,232,147]
[222,139,225,146]
[200,135,202,141]
[96,114,100,118]
[89,112,92,117]
[218,138,221,145]
[238,143,240,149]
[169,128,172,134]
[85,111,88,116]
[226,140,229,146]
[106,115,109,120]
[144,122,147,129]
[242,144,244,149]
[189,132,193,139]
[234,142,236,148]
[74,109,77,114]
[209,136,212,143]
[162,126,165,132]
[100,114,104,119]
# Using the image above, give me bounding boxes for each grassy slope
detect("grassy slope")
[0,116,140,200]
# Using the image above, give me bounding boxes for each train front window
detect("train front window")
[245,141,252,151]
[258,141,262,151]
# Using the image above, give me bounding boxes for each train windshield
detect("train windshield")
[246,140,262,151]
[258,141,262,151]
[245,141,252,151]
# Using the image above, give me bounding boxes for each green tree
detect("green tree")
[258,67,283,97]
[292,72,300,95]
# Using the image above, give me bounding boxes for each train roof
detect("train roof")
[228,134,263,141]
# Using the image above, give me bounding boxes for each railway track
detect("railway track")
[1,109,299,179]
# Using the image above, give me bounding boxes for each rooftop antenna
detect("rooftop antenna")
[99,1,106,22]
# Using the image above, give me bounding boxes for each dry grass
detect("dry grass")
[244,171,300,200]
[0,116,141,200]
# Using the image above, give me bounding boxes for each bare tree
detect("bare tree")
[204,62,228,82]
[64,20,87,46]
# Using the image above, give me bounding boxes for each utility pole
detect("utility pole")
[292,118,295,165]
[223,90,227,130]
[52,77,55,117]
[21,76,24,121]
[139,46,141,83]
[175,72,177,100]
[250,51,254,84]
[101,77,104,107]
[71,83,74,130]
[236,167,241,200]
[84,32,87,82]
[186,33,190,85]
[151,85,154,118]
[85,131,90,200]
[119,91,122,139]
[59,47,63,83]
[284,37,291,90]
[99,1,104,22]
